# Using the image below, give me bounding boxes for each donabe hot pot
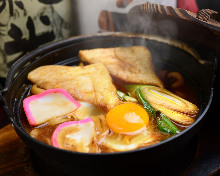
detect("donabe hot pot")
[0,3,219,175]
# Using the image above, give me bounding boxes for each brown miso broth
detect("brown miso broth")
[19,45,200,153]
[21,68,198,153]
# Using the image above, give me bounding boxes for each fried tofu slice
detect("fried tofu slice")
[28,63,120,110]
[79,46,164,88]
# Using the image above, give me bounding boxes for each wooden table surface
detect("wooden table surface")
[0,105,220,176]
[0,124,38,176]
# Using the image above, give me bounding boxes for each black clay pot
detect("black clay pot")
[0,3,219,175]
[0,32,216,175]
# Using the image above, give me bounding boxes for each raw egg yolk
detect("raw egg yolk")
[106,103,149,134]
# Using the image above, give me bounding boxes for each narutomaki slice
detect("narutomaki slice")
[23,88,80,126]
[51,118,99,153]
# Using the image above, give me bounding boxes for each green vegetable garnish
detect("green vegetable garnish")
[124,84,147,97]
[155,112,181,134]
[116,90,138,103]
[136,87,181,134]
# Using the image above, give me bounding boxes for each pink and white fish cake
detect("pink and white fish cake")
[52,118,99,153]
[23,88,80,126]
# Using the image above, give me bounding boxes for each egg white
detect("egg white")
[73,101,107,120]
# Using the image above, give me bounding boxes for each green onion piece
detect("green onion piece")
[124,84,147,97]
[155,111,181,134]
[136,87,155,119]
[116,90,138,103]
[136,87,180,134]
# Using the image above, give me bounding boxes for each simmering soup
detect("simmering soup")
[22,46,199,153]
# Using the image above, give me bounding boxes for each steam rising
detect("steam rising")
[71,0,177,35]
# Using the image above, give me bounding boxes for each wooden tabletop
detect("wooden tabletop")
[0,124,38,176]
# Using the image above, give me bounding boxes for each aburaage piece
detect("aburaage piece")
[28,63,120,110]
[79,46,164,88]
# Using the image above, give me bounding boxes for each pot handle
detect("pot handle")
[0,60,22,126]
[0,85,10,128]
[130,2,220,33]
